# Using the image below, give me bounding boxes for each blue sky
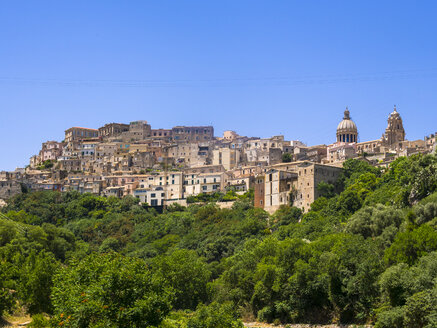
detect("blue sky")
[1,1,436,170]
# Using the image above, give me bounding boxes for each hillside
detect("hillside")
[1,154,437,327]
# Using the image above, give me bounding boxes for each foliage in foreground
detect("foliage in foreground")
[1,154,437,327]
[50,253,173,327]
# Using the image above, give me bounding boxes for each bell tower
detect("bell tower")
[383,105,405,145]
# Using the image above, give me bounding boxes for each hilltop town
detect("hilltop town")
[1,106,436,212]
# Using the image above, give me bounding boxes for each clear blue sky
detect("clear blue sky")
[1,1,436,170]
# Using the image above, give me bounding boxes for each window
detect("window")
[151,193,156,198]
[202,186,207,191]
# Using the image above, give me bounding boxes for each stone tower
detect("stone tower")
[383,105,405,146]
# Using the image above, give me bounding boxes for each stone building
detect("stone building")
[254,175,265,208]
[64,174,104,194]
[356,140,382,154]
[0,180,21,199]
[98,123,129,138]
[223,130,239,141]
[396,140,427,156]
[29,155,40,168]
[65,127,98,144]
[79,141,97,159]
[134,186,166,206]
[212,148,241,170]
[169,142,213,167]
[126,121,152,140]
[183,164,226,175]
[172,126,214,143]
[58,158,82,172]
[305,145,328,163]
[183,172,228,196]
[255,161,343,213]
[243,136,287,165]
[425,133,436,152]
[39,141,63,163]
[226,175,254,193]
[136,172,184,201]
[258,148,283,165]
[151,129,173,142]
[326,143,357,163]
[292,162,342,212]
[263,169,297,212]
[95,143,118,160]
[230,165,265,179]
[131,151,156,170]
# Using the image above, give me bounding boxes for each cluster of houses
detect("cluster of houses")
[1,107,436,213]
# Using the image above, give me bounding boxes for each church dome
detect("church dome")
[337,108,357,133]
[336,108,358,143]
[337,118,358,132]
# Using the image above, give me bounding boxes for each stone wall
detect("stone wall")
[0,180,21,199]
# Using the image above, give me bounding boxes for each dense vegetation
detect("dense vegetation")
[1,154,437,327]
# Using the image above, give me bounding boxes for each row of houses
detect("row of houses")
[2,108,435,214]
[1,160,343,213]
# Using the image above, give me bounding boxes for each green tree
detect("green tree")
[403,290,436,328]
[18,250,60,314]
[186,302,244,328]
[317,181,336,198]
[346,204,403,239]
[385,225,437,266]
[282,153,292,163]
[152,249,211,310]
[51,253,173,327]
[0,259,14,315]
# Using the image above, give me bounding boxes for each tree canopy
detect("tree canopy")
[1,154,437,327]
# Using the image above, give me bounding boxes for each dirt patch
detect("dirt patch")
[1,315,31,328]
[244,323,371,328]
